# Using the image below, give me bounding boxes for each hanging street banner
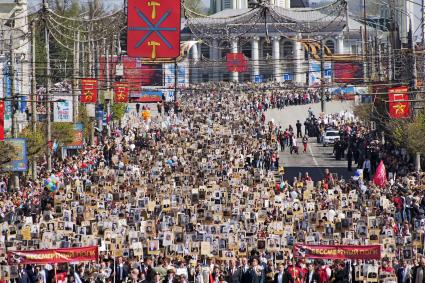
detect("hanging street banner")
[64,123,84,150]
[53,93,73,122]
[1,138,28,172]
[293,244,381,260]
[127,0,181,59]
[113,82,130,103]
[163,60,189,88]
[8,246,98,265]
[80,79,98,103]
[226,53,248,73]
[308,60,332,86]
[388,86,410,119]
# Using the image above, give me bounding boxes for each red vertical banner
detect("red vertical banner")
[0,101,4,141]
[80,79,98,103]
[127,0,181,59]
[388,86,410,119]
[113,82,129,103]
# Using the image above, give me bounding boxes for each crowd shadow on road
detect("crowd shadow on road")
[281,166,353,182]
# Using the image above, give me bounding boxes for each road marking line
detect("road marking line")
[309,142,320,168]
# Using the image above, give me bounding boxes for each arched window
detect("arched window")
[262,40,272,59]
[200,44,210,59]
[282,41,293,57]
[325,39,335,54]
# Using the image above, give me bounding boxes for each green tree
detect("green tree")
[112,103,127,121]
[18,125,46,157]
[51,122,75,145]
[406,112,425,155]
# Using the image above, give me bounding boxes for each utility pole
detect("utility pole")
[363,0,368,81]
[174,59,178,105]
[320,39,326,113]
[31,21,37,179]
[44,0,52,172]
[73,31,80,122]
[10,31,19,190]
[105,37,111,137]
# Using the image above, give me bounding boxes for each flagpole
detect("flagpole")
[54,264,57,283]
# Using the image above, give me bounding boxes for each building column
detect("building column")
[231,39,239,82]
[272,36,281,82]
[251,36,260,82]
[191,42,200,83]
[293,33,304,85]
[337,35,345,54]
[211,39,219,81]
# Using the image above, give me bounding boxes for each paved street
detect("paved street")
[266,101,355,182]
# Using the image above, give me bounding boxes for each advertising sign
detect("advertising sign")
[130,90,163,103]
[53,94,73,122]
[164,60,189,88]
[309,60,332,86]
[64,123,84,149]
[334,62,364,83]
[2,138,28,172]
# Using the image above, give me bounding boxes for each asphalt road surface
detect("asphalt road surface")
[266,101,355,182]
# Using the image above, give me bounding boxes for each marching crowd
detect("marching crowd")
[0,83,424,283]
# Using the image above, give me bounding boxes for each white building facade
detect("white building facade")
[184,2,367,84]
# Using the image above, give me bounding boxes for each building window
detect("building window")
[262,40,272,59]
[200,44,210,59]
[325,40,335,54]
[282,41,293,58]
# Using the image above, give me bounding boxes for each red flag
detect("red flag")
[127,0,181,59]
[226,53,248,72]
[113,82,129,103]
[80,79,98,103]
[373,160,387,188]
[388,86,410,118]
[0,101,4,141]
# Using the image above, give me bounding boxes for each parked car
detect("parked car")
[323,130,340,147]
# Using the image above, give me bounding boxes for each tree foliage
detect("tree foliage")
[112,103,127,121]
[353,104,372,123]
[52,122,75,145]
[18,125,46,157]
[406,112,425,155]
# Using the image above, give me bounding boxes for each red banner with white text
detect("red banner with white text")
[388,86,410,119]
[80,79,98,103]
[293,244,381,260]
[113,82,130,103]
[8,246,98,264]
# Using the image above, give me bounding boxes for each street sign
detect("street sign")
[283,73,293,81]
[254,75,263,83]
[127,0,181,59]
